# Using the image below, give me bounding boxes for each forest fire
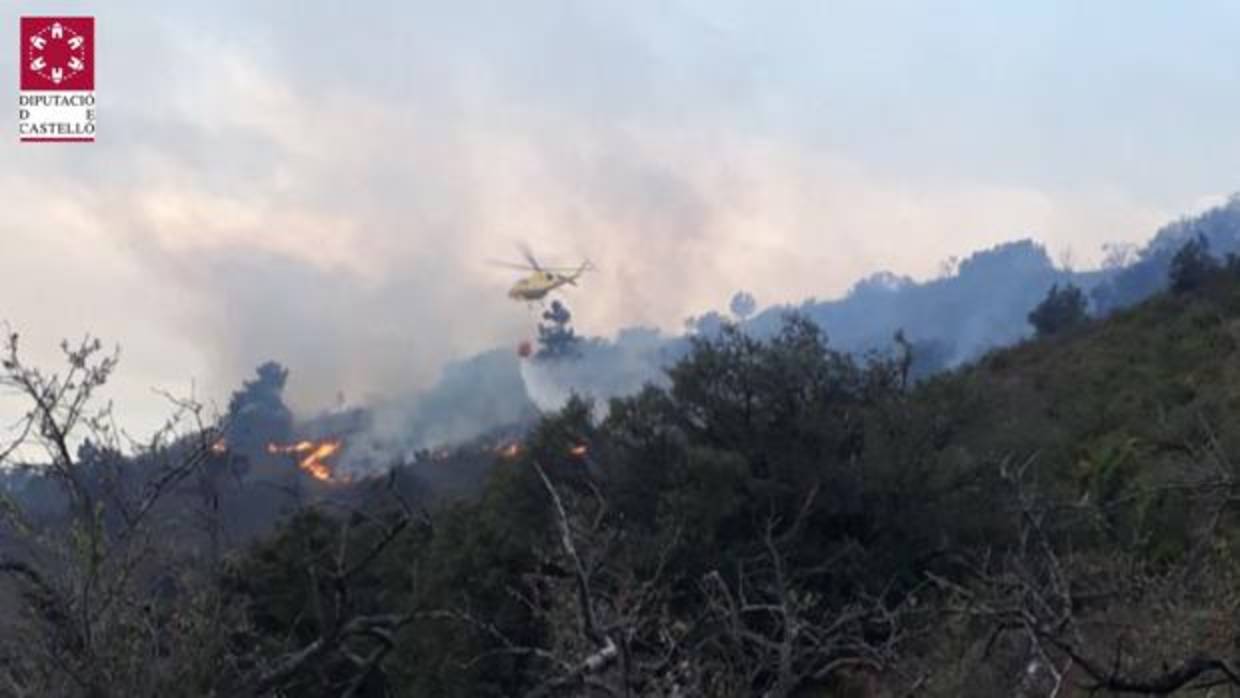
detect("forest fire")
[267,438,344,482]
[495,441,522,459]
[569,443,588,458]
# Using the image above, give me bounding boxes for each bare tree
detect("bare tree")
[933,453,1240,696]
[438,462,692,697]
[696,491,917,698]
[235,479,425,698]
[443,464,915,698]
[0,331,422,697]
[0,332,220,696]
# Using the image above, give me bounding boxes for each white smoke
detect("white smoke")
[518,327,676,417]
[518,359,577,412]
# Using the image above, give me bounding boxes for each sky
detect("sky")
[1,1,1238,438]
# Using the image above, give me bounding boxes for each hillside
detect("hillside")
[226,266,1240,696]
[7,253,1240,697]
[963,268,1240,495]
[366,198,1240,469]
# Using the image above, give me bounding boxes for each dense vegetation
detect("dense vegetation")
[9,242,1240,695]
[1027,282,1088,337]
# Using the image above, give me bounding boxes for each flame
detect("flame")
[210,438,228,455]
[495,441,522,459]
[267,438,344,482]
[569,443,588,458]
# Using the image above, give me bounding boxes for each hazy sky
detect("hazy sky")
[1,1,1237,436]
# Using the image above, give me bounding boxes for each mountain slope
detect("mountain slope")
[957,267,1240,487]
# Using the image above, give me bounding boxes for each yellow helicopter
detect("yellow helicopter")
[492,244,594,303]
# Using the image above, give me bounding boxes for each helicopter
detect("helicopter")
[491,244,593,303]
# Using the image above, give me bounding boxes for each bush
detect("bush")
[1027,282,1088,337]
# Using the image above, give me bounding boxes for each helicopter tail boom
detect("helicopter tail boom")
[564,259,593,285]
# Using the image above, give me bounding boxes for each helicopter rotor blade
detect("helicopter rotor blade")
[517,241,544,272]
[487,259,537,271]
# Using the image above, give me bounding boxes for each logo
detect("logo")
[18,17,95,142]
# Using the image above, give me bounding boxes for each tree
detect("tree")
[932,451,1240,696]
[729,291,757,321]
[226,360,293,455]
[0,332,420,697]
[435,462,912,698]
[1027,283,1088,337]
[1169,234,1219,292]
[1100,241,1138,270]
[0,332,220,697]
[536,300,582,360]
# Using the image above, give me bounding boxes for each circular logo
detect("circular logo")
[27,21,89,87]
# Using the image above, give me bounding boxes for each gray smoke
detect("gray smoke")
[175,194,1240,485]
[5,1,1238,445]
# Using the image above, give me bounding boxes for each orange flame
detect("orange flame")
[267,438,344,482]
[495,441,522,459]
[210,438,228,455]
[569,444,588,458]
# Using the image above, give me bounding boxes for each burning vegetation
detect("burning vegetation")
[490,440,586,461]
[266,438,345,482]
